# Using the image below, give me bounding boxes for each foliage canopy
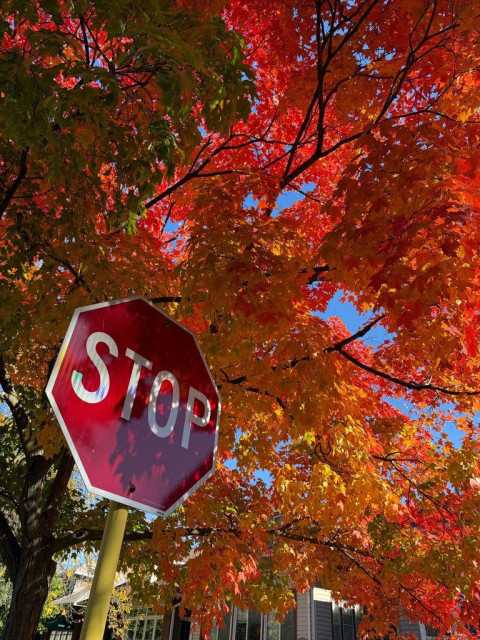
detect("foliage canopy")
[2,0,480,639]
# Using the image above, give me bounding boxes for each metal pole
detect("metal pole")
[79,501,129,640]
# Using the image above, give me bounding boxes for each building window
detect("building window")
[210,607,294,640]
[125,607,164,640]
[210,610,232,640]
[234,610,261,640]
[332,604,363,640]
[425,626,439,640]
[50,632,73,640]
[265,609,294,640]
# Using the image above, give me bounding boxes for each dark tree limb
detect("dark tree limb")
[0,147,29,219]
[50,524,223,554]
[50,528,154,554]
[150,296,182,304]
[333,347,480,397]
[272,527,447,628]
[0,354,32,458]
[306,264,330,284]
[43,450,75,529]
[325,317,480,397]
[79,15,90,67]
[40,249,92,295]
[0,511,20,580]
[324,314,385,353]
[150,263,329,306]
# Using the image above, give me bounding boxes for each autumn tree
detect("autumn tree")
[0,1,253,638]
[2,1,480,640]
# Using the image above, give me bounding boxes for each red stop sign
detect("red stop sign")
[46,297,221,516]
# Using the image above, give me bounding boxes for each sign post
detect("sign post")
[79,502,128,640]
[46,297,221,640]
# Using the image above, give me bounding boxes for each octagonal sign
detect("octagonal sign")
[46,297,221,516]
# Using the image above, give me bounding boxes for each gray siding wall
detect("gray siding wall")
[296,588,334,640]
[296,591,311,640]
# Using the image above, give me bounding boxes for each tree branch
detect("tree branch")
[0,147,29,219]
[0,511,20,580]
[40,248,91,295]
[324,314,385,352]
[333,346,480,397]
[273,527,448,628]
[304,264,330,284]
[79,15,90,67]
[150,296,182,304]
[325,315,480,396]
[0,354,32,457]
[50,527,154,554]
[43,450,74,529]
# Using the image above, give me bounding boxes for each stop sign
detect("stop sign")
[46,297,221,516]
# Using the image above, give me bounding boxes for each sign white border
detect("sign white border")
[45,296,221,517]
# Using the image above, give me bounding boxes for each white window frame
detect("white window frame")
[231,608,264,640]
[50,632,73,640]
[125,607,164,640]
[210,606,294,640]
[264,607,296,640]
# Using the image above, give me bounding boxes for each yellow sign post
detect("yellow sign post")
[79,502,129,640]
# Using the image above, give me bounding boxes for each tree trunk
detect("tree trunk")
[1,543,56,640]
[0,453,71,640]
[0,354,76,640]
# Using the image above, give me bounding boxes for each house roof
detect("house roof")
[53,587,91,606]
[52,574,128,607]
